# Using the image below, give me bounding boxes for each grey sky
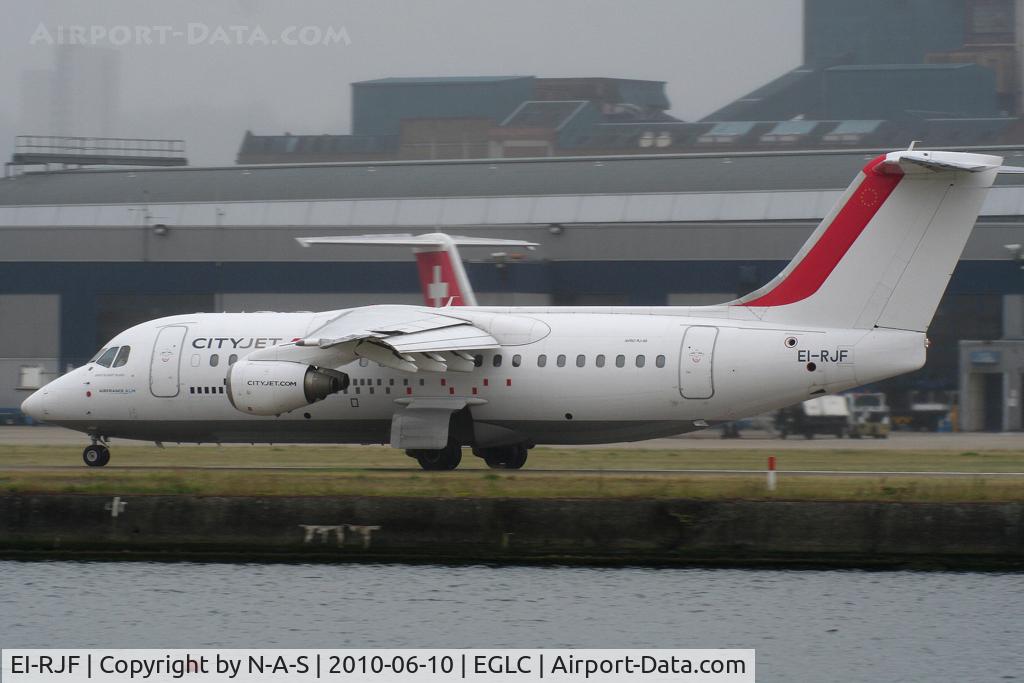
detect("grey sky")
[0,0,803,165]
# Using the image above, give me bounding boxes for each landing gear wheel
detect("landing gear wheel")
[408,442,462,471]
[83,444,110,467]
[474,445,529,470]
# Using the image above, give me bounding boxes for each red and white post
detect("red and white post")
[767,456,777,492]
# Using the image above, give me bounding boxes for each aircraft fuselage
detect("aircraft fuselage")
[26,306,924,446]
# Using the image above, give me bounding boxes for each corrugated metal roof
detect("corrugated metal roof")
[3,147,1024,206]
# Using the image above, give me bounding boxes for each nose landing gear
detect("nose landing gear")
[83,438,110,467]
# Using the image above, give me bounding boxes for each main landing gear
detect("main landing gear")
[83,438,110,467]
[473,444,528,470]
[407,440,463,471]
[406,441,531,471]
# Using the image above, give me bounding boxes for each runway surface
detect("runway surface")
[0,426,1021,477]
[2,464,1023,477]
[2,425,1022,450]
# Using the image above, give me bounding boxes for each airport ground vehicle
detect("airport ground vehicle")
[891,389,957,431]
[776,396,851,439]
[846,392,891,438]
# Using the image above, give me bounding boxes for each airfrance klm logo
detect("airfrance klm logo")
[29,23,351,47]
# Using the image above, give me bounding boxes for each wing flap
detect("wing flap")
[388,324,498,354]
[243,304,496,372]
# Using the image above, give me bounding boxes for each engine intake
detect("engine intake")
[227,360,349,416]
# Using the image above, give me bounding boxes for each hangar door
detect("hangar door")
[679,326,718,399]
[150,325,188,398]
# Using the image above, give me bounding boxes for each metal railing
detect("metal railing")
[15,135,187,158]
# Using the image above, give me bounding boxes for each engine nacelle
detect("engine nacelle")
[227,360,349,416]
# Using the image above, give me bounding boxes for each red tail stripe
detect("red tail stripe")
[415,250,464,307]
[743,154,902,307]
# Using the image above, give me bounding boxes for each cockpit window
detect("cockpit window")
[112,346,131,368]
[95,347,119,368]
[89,348,108,363]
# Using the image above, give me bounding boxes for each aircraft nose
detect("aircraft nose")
[20,390,45,421]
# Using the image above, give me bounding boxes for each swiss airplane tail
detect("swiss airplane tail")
[731,150,1015,332]
[297,233,537,307]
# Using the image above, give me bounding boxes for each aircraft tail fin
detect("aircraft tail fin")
[730,150,1011,332]
[297,233,537,307]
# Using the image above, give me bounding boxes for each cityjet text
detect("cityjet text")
[193,337,283,350]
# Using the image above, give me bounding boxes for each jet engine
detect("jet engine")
[226,360,349,416]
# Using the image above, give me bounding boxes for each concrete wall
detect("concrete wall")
[959,339,1024,431]
[2,494,1022,569]
[0,295,60,411]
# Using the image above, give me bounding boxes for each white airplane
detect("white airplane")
[21,149,1017,470]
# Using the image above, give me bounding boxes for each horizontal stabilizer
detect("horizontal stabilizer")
[296,232,537,307]
[297,233,538,249]
[875,150,1001,175]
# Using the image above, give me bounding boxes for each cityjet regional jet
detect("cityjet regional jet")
[21,149,1019,470]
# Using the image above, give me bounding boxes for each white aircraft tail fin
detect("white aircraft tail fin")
[297,233,537,308]
[731,150,1010,332]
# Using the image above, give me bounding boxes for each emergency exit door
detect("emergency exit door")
[150,325,188,398]
[680,326,718,399]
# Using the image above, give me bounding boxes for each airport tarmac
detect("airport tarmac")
[1,425,1021,451]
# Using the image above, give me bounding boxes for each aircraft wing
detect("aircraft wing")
[243,305,495,373]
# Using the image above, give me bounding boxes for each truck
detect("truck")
[776,395,851,439]
[845,392,891,439]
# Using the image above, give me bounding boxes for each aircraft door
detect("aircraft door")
[150,325,188,398]
[679,326,718,399]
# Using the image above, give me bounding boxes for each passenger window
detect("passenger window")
[512,354,521,367]
[596,354,605,368]
[228,354,238,365]
[94,347,119,368]
[210,354,219,367]
[493,354,503,368]
[537,354,547,368]
[636,355,646,368]
[615,354,625,368]
[112,346,131,368]
[576,354,586,368]
[556,354,566,367]
[656,354,666,368]
[474,354,483,368]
